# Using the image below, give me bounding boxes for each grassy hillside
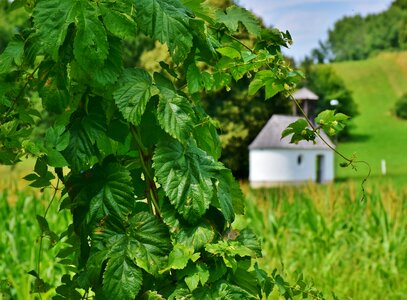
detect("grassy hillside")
[332,51,407,180]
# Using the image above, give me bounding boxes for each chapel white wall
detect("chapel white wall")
[249,149,334,186]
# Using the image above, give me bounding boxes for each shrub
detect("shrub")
[395,93,407,119]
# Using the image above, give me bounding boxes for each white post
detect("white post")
[381,159,386,176]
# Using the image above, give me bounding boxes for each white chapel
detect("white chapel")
[248,88,335,187]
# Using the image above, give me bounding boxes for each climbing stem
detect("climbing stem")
[290,94,371,200]
[130,125,161,217]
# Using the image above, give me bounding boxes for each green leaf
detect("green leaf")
[181,0,216,23]
[155,73,195,142]
[102,255,142,300]
[163,243,200,272]
[113,69,153,125]
[128,212,171,275]
[231,261,261,298]
[186,63,201,94]
[63,103,108,171]
[248,70,284,99]
[0,40,24,74]
[281,118,316,144]
[216,169,244,222]
[193,121,221,161]
[45,125,69,152]
[186,63,214,94]
[135,0,193,63]
[235,229,262,258]
[216,47,241,59]
[87,161,134,224]
[33,0,75,60]
[36,215,50,234]
[100,4,137,39]
[216,6,261,37]
[139,291,166,300]
[197,280,256,299]
[46,149,69,168]
[181,263,210,292]
[153,138,218,223]
[177,223,215,251]
[34,157,48,177]
[73,1,108,69]
[315,109,349,136]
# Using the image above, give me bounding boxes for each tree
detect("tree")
[0,0,335,298]
[311,2,407,62]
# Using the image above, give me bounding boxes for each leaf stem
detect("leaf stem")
[130,125,162,217]
[36,178,60,299]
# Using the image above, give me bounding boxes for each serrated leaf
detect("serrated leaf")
[63,102,109,171]
[248,78,264,96]
[100,4,137,39]
[281,118,316,144]
[33,0,75,60]
[186,63,201,94]
[231,261,261,298]
[216,6,261,37]
[199,280,256,299]
[193,119,221,160]
[163,243,200,272]
[153,138,219,223]
[205,240,256,258]
[235,229,262,258]
[186,63,214,94]
[315,109,349,136]
[248,70,283,99]
[216,47,241,59]
[0,40,24,74]
[113,69,153,125]
[102,255,142,300]
[89,35,123,90]
[181,0,216,23]
[45,125,69,151]
[87,161,134,224]
[73,1,108,69]
[140,291,166,300]
[128,212,171,274]
[155,73,195,142]
[34,157,48,177]
[265,82,284,99]
[135,0,193,63]
[216,169,244,222]
[177,262,210,292]
[46,149,68,168]
[177,222,215,251]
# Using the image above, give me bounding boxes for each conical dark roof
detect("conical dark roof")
[249,115,334,150]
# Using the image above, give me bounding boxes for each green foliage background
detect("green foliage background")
[309,0,407,62]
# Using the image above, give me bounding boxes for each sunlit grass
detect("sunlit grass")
[239,180,407,299]
[332,51,407,179]
[0,187,71,299]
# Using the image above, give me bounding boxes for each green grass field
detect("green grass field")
[332,51,407,180]
[239,181,407,300]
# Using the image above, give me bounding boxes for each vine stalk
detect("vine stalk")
[130,125,161,217]
[290,95,371,201]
